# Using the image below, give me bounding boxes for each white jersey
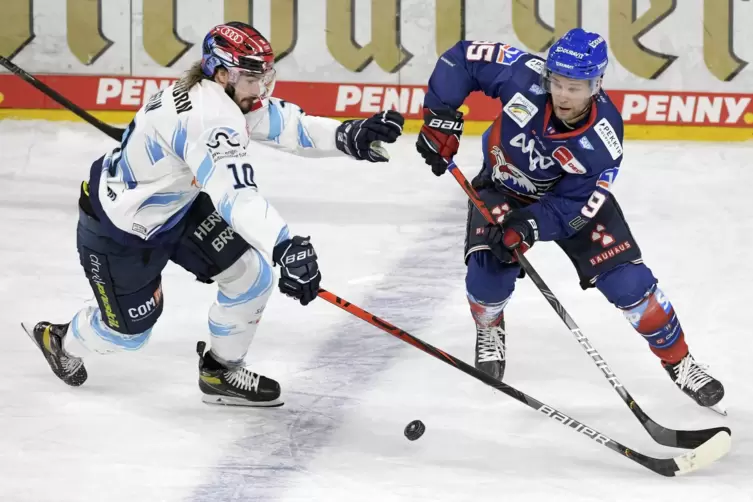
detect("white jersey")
[94,78,344,259]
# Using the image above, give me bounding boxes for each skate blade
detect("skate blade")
[20,322,41,349]
[201,394,284,408]
[708,402,727,416]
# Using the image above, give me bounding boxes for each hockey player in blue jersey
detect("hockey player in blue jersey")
[415,29,724,410]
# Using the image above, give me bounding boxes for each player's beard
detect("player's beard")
[224,85,255,114]
[567,101,591,125]
[236,97,255,114]
[552,98,591,125]
[561,104,589,124]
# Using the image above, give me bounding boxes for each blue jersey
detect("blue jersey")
[424,41,624,241]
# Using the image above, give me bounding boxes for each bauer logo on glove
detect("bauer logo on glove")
[283,246,315,265]
[273,236,321,306]
[416,108,464,176]
[427,118,464,131]
[335,110,405,162]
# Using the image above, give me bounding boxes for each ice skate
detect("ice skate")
[662,353,726,415]
[474,320,507,381]
[22,322,87,387]
[196,341,282,407]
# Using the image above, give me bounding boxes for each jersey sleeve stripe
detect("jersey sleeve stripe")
[275,225,290,246]
[171,121,189,160]
[196,153,216,187]
[297,121,314,148]
[267,101,284,141]
[217,192,236,224]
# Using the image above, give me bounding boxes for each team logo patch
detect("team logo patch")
[594,118,623,160]
[490,146,536,194]
[207,127,243,149]
[525,58,545,74]
[579,136,594,150]
[503,92,539,128]
[498,44,525,66]
[552,146,587,174]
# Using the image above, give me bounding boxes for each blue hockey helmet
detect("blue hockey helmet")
[543,28,608,95]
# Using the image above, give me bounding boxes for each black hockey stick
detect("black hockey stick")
[446,160,731,450]
[0,55,125,141]
[317,288,729,476]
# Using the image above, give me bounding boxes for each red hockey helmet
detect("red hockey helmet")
[201,22,276,100]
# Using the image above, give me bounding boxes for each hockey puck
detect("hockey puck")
[404,420,426,441]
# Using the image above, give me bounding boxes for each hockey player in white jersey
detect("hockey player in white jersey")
[24,22,405,406]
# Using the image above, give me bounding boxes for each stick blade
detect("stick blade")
[646,420,731,449]
[672,430,732,476]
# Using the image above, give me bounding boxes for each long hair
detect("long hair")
[181,61,208,89]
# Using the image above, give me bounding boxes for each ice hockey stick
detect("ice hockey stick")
[317,288,730,476]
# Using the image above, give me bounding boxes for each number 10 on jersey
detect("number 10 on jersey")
[228,163,256,189]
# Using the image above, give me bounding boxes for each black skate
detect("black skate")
[474,321,507,381]
[196,341,283,407]
[662,353,725,413]
[22,322,87,387]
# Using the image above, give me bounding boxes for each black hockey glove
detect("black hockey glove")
[484,210,539,264]
[335,110,405,162]
[416,108,464,176]
[272,236,321,306]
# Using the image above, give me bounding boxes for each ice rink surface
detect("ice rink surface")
[1,120,751,501]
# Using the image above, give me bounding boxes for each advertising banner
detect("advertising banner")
[1,0,751,140]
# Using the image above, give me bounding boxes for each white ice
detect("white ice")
[1,120,751,501]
